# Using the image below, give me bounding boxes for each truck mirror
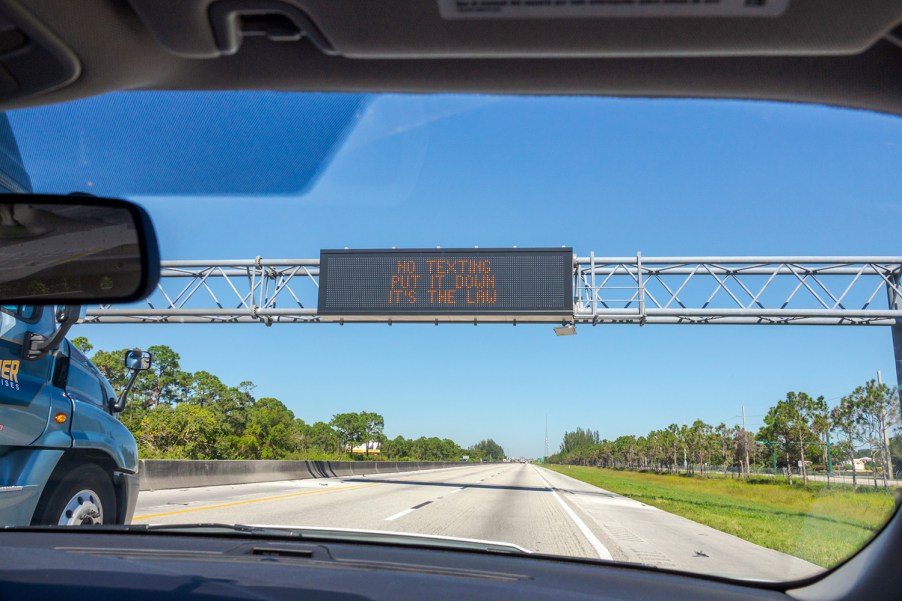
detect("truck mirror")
[114,350,152,412]
[124,350,152,371]
[22,303,82,361]
[55,305,86,323]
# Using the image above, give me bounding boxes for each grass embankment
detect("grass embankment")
[545,465,898,568]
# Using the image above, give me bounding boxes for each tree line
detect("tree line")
[71,337,504,462]
[548,382,902,488]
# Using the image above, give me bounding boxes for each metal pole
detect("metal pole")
[637,251,645,324]
[877,370,894,482]
[886,272,902,414]
[742,405,750,478]
[590,251,596,317]
[826,431,833,481]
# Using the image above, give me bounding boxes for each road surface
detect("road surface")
[134,463,819,581]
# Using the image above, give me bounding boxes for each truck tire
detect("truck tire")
[31,463,118,526]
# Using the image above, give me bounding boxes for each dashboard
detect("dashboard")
[0,529,794,601]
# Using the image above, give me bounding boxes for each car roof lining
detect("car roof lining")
[1,0,901,116]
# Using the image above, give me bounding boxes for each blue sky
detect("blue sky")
[8,93,902,457]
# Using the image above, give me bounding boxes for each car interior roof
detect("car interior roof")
[0,0,901,115]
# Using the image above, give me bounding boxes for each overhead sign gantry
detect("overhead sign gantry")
[82,250,902,327]
[81,250,902,394]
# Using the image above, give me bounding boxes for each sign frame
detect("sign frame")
[317,247,573,323]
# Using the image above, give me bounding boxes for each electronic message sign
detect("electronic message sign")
[318,248,573,322]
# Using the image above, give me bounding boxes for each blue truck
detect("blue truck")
[0,113,149,526]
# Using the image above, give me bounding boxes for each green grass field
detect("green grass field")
[545,465,898,568]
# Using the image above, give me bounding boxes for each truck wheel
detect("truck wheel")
[32,464,117,526]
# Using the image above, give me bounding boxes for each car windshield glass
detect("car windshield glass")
[2,91,901,583]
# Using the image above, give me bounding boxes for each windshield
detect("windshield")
[2,92,900,583]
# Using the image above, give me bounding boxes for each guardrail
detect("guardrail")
[138,459,472,491]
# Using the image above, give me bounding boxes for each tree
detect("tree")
[359,411,385,456]
[685,420,712,475]
[759,392,818,485]
[716,423,731,476]
[383,435,411,460]
[809,396,832,482]
[143,344,189,407]
[241,397,297,459]
[306,421,340,456]
[559,428,599,455]
[856,380,898,488]
[185,370,229,408]
[832,393,861,487]
[70,336,93,354]
[86,343,190,410]
[665,424,681,473]
[136,403,221,459]
[733,424,753,478]
[57,339,494,463]
[471,438,505,462]
[331,412,366,454]
[89,347,135,393]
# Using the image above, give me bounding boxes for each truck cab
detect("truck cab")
[0,303,143,526]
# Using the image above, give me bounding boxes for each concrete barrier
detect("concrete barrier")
[138,459,471,491]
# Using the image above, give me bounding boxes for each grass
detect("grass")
[545,465,898,568]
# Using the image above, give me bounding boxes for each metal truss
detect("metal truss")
[82,254,902,327]
[574,254,902,326]
[84,259,322,325]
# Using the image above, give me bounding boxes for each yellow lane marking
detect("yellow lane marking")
[132,482,380,521]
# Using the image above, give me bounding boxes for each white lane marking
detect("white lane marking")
[532,467,613,561]
[449,488,463,494]
[385,508,416,521]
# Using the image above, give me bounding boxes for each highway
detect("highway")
[134,463,819,581]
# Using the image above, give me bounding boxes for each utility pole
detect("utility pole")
[544,414,548,463]
[742,405,750,478]
[878,371,894,482]
[886,272,902,415]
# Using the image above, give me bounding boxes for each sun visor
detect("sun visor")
[0,1,79,105]
[127,0,902,59]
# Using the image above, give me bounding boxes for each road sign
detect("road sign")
[318,248,573,322]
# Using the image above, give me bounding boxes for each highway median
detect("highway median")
[138,460,470,491]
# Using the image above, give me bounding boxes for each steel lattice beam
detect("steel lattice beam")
[573,254,902,326]
[81,254,902,327]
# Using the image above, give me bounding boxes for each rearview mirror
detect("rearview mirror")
[124,350,152,371]
[0,194,160,303]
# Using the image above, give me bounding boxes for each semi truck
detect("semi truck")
[0,307,149,525]
[0,113,150,526]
